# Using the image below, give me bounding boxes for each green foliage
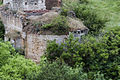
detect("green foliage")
[79,0,89,3]
[0,0,120,80]
[0,1,2,5]
[45,27,120,80]
[73,5,107,35]
[0,41,16,67]
[0,55,39,80]
[0,20,5,39]
[46,40,63,60]
[62,0,120,35]
[42,15,69,35]
[61,0,107,35]
[60,8,69,16]
[0,41,39,80]
[28,57,88,80]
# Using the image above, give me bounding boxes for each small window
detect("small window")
[78,31,80,34]
[81,30,84,33]
[74,31,77,33]
[8,38,11,41]
[25,2,27,5]
[34,3,37,5]
[41,0,43,3]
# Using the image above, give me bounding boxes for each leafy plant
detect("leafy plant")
[0,55,39,80]
[28,58,88,80]
[41,15,69,35]
[0,41,15,67]
[45,27,120,80]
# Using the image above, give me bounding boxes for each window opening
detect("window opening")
[25,2,27,5]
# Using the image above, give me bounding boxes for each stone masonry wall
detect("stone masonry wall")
[0,11,24,48]
[3,0,46,11]
[26,34,67,63]
[1,12,23,34]
[45,0,61,10]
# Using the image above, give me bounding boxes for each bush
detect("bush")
[27,57,88,80]
[73,5,107,35]
[45,27,120,79]
[0,41,16,67]
[41,15,69,35]
[0,55,39,80]
[61,0,108,35]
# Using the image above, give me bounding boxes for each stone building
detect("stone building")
[0,0,88,63]
[3,0,62,11]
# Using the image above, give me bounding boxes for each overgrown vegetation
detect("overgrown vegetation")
[0,40,106,80]
[41,15,69,35]
[62,0,120,35]
[0,0,120,80]
[29,15,69,35]
[45,27,120,80]
[0,1,2,5]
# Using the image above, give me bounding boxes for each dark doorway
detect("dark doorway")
[0,20,5,40]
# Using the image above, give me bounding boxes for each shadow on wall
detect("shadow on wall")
[0,20,5,40]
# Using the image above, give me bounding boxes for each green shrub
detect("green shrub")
[42,15,69,35]
[79,0,89,3]
[73,5,107,35]
[0,55,39,80]
[46,40,64,60]
[0,41,16,67]
[61,8,69,16]
[45,27,120,79]
[27,57,88,80]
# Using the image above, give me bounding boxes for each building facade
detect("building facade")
[0,0,88,63]
[3,0,62,11]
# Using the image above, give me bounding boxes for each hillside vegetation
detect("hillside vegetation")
[62,0,120,34]
[0,0,120,80]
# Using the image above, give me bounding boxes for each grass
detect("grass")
[86,0,120,30]
[63,0,120,32]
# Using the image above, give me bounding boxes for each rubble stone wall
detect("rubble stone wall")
[26,34,67,63]
[45,0,61,10]
[3,0,46,11]
[1,12,23,33]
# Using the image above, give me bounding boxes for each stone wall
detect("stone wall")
[0,11,24,48]
[3,0,46,11]
[45,0,61,10]
[3,0,62,10]
[1,12,23,33]
[26,34,67,63]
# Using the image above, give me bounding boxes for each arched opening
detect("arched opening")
[25,2,27,5]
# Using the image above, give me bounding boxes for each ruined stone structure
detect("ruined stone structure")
[3,0,62,11]
[0,0,88,63]
[3,0,46,11]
